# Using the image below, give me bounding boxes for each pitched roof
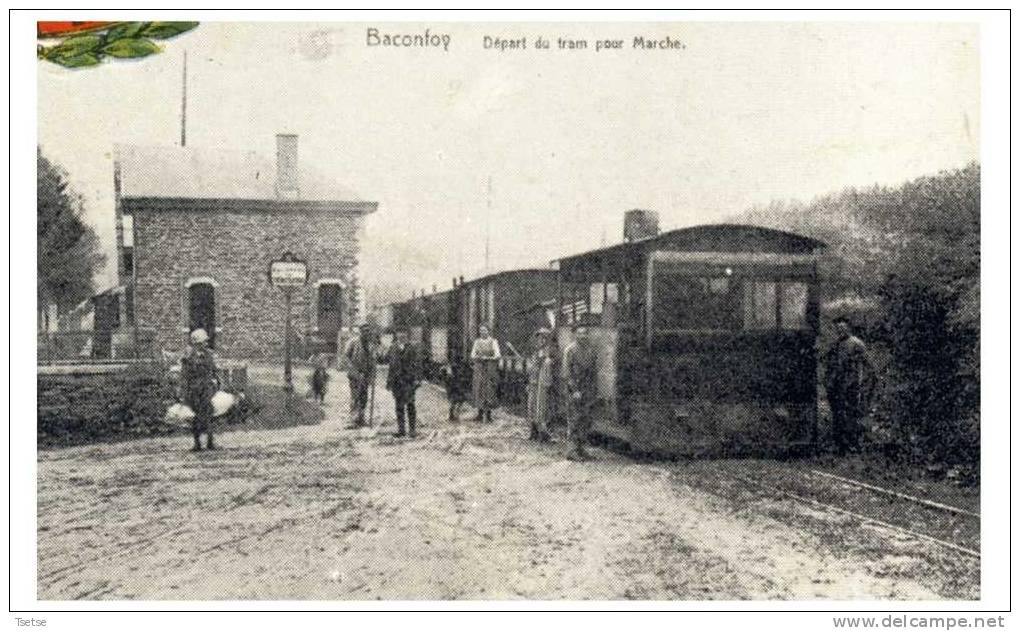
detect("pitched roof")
[557,223,826,265]
[115,144,367,202]
[554,224,826,280]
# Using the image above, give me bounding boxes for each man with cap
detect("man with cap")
[526,327,554,442]
[343,323,376,428]
[563,324,599,461]
[181,328,218,451]
[386,330,421,438]
[823,315,877,455]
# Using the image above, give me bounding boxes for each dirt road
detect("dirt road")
[37,367,979,600]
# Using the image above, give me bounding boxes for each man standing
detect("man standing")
[526,328,554,442]
[182,328,218,451]
[387,330,421,438]
[470,324,501,422]
[343,323,375,428]
[823,315,877,455]
[563,325,599,461]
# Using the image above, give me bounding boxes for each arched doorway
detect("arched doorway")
[317,282,343,353]
[188,281,216,348]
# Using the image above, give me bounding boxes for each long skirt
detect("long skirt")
[472,360,499,408]
[527,383,551,433]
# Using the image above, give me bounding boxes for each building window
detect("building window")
[123,248,134,277]
[188,282,216,349]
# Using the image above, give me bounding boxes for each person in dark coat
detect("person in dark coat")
[563,325,599,461]
[387,330,421,438]
[343,323,376,427]
[181,328,218,451]
[445,356,471,421]
[823,316,877,455]
[311,355,330,405]
[526,328,554,442]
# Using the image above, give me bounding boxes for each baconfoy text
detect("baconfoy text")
[366,27,451,51]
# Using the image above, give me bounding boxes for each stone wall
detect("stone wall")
[130,206,365,359]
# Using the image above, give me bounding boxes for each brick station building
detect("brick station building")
[113,134,378,359]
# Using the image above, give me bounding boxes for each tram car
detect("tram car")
[390,289,453,381]
[554,222,826,457]
[452,269,559,362]
[390,269,560,405]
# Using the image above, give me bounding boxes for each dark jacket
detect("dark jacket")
[386,343,420,394]
[311,366,329,393]
[344,337,375,383]
[181,346,217,414]
[446,359,471,402]
[823,334,876,411]
[564,341,599,402]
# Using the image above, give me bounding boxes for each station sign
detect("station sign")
[269,252,308,288]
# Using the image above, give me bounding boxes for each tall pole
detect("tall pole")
[485,175,492,274]
[283,288,293,391]
[180,50,188,147]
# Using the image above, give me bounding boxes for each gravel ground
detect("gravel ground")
[37,368,979,601]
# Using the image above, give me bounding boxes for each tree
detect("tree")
[38,148,104,313]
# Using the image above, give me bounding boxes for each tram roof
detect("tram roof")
[555,224,826,277]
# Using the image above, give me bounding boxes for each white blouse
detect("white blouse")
[470,337,501,361]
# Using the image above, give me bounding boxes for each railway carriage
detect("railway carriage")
[390,269,560,405]
[555,223,826,457]
[453,269,559,406]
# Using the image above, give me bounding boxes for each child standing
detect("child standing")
[311,355,330,405]
[445,357,471,421]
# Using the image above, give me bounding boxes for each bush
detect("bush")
[874,243,979,473]
[38,363,178,446]
[38,364,324,447]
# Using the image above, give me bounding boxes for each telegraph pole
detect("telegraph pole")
[180,50,188,147]
[485,175,492,273]
[283,287,293,391]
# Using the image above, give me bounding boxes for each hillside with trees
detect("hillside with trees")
[733,164,980,478]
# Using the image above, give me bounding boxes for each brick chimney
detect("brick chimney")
[623,209,660,242]
[275,133,299,198]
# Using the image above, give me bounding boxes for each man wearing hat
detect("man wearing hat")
[823,316,877,455]
[563,324,599,461]
[526,327,554,442]
[386,329,421,438]
[343,323,376,428]
[182,328,218,451]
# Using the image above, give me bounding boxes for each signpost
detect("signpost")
[269,252,308,391]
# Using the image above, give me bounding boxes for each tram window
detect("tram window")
[780,283,808,329]
[652,274,735,331]
[588,283,619,315]
[743,281,778,330]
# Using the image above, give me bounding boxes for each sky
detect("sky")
[37,21,980,296]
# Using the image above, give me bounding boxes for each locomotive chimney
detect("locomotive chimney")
[275,133,299,199]
[623,209,660,242]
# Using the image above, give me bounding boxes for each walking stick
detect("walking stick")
[367,361,376,427]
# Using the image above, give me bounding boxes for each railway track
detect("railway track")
[675,461,980,561]
[725,471,979,559]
